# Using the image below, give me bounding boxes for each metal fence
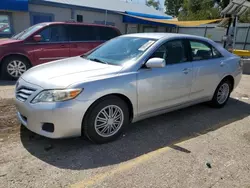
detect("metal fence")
[171,24,250,50]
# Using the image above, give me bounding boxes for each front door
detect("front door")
[32,24,70,65]
[137,39,193,115]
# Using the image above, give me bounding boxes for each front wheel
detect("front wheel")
[1,56,31,80]
[82,96,130,144]
[210,79,232,108]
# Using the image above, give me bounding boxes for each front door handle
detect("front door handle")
[183,68,191,74]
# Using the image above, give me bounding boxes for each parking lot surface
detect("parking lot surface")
[0,75,250,188]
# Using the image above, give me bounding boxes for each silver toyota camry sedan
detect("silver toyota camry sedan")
[15,33,242,144]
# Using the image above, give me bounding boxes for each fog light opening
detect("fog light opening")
[42,123,54,133]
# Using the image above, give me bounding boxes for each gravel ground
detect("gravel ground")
[0,81,15,100]
[0,75,250,188]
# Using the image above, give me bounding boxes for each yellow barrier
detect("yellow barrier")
[232,49,250,57]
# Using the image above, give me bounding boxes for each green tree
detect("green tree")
[178,0,220,21]
[239,9,250,23]
[164,0,183,17]
[221,0,230,8]
[146,0,160,10]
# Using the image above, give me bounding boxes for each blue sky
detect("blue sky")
[127,0,165,10]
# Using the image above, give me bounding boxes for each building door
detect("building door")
[30,12,54,25]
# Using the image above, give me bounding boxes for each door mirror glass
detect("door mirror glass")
[33,35,42,42]
[146,58,166,68]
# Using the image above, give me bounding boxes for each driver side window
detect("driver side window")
[150,40,188,64]
[38,25,68,42]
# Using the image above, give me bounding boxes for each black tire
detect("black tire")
[210,79,232,108]
[82,96,130,144]
[1,56,31,80]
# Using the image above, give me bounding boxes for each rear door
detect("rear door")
[69,25,120,57]
[69,25,97,57]
[188,39,225,100]
[32,24,70,65]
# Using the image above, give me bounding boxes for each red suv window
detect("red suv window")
[38,25,68,42]
[69,25,119,42]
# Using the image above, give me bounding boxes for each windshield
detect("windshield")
[11,23,47,40]
[84,37,156,65]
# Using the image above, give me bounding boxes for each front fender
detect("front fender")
[72,72,138,116]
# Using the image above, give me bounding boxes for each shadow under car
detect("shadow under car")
[20,98,250,170]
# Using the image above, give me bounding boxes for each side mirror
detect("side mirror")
[145,58,166,68]
[33,35,42,42]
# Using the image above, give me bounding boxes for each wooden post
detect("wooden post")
[204,26,208,37]
[224,16,232,48]
[233,16,238,49]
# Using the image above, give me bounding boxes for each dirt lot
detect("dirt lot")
[0,75,250,188]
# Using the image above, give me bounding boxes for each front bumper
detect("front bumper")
[15,99,93,138]
[15,78,94,138]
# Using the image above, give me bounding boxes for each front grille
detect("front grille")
[16,86,36,102]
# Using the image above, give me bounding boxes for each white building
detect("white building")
[0,0,173,38]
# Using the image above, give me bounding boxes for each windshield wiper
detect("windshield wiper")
[87,58,108,64]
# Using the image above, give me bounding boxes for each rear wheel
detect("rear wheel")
[210,79,232,108]
[82,96,129,144]
[1,56,31,80]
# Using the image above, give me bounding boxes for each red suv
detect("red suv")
[0,22,121,80]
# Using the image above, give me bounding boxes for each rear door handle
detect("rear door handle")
[60,44,67,48]
[183,68,191,74]
[220,62,225,67]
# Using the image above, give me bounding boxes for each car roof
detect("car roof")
[40,22,118,29]
[122,33,208,41]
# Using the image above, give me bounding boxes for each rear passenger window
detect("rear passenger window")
[69,25,96,41]
[69,25,119,42]
[190,41,213,60]
[98,27,119,41]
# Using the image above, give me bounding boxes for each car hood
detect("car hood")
[21,56,123,89]
[0,39,21,46]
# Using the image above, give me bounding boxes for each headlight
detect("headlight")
[31,89,82,103]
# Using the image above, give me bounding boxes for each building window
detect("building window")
[77,15,83,22]
[93,20,115,26]
[143,26,156,32]
[0,14,11,35]
[30,12,54,25]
